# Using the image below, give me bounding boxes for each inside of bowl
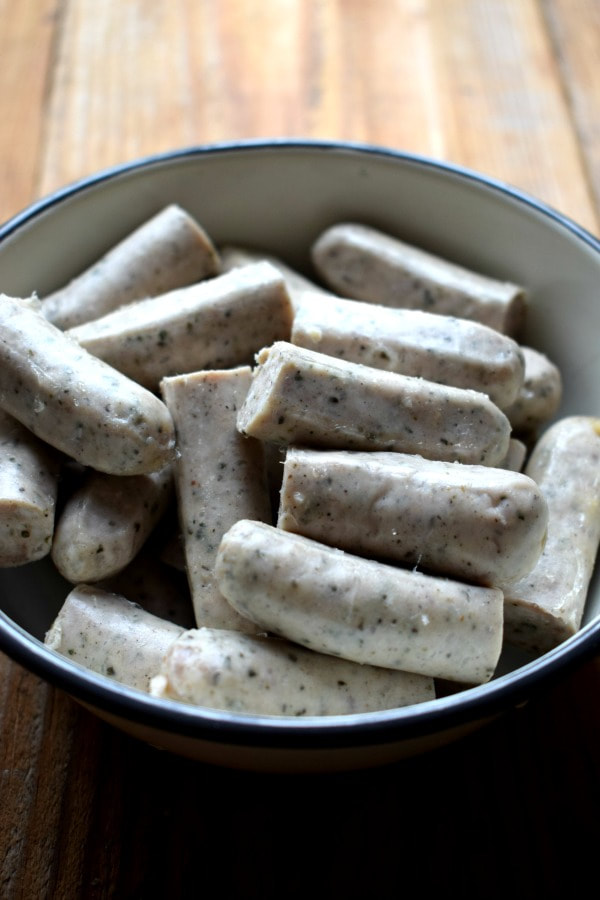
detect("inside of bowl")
[0,144,599,692]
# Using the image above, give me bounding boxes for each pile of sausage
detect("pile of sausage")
[2,204,598,717]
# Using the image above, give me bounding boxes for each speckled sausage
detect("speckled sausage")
[505,346,562,435]
[215,520,504,684]
[503,416,600,652]
[41,204,221,329]
[499,438,527,472]
[0,294,175,475]
[150,627,435,716]
[311,223,526,334]
[44,584,184,691]
[69,262,294,390]
[278,448,548,586]
[0,410,59,566]
[237,342,511,466]
[51,465,173,583]
[292,292,525,408]
[161,367,272,633]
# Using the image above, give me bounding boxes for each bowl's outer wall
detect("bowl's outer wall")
[0,142,599,766]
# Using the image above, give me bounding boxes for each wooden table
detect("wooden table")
[1,2,599,896]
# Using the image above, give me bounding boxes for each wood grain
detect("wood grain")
[429,0,599,233]
[1,1,599,896]
[1,656,599,896]
[36,0,599,232]
[543,0,600,218]
[0,0,59,223]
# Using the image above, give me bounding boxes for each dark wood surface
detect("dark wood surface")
[1,2,599,896]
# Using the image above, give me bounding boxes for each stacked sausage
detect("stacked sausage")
[1,205,596,717]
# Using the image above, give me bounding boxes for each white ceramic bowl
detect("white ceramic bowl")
[1,140,599,772]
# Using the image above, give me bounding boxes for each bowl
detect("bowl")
[1,139,599,772]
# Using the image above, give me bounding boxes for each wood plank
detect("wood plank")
[0,0,59,222]
[0,7,60,891]
[542,0,600,223]
[194,0,440,150]
[2,657,599,895]
[428,0,599,234]
[38,0,195,195]
[36,0,462,186]
[0,660,54,897]
[1,2,598,894]
[37,0,598,235]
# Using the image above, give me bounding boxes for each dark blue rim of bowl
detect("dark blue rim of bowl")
[1,138,600,753]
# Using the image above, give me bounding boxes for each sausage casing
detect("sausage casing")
[504,346,562,435]
[51,465,173,583]
[503,416,600,651]
[0,410,59,565]
[278,448,548,586]
[215,520,504,684]
[69,262,294,390]
[292,293,525,409]
[237,341,511,466]
[44,584,184,691]
[41,204,221,329]
[311,222,526,334]
[0,294,175,475]
[161,367,272,632]
[150,627,435,716]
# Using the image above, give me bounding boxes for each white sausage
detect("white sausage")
[505,346,562,435]
[0,410,59,566]
[311,223,526,334]
[503,416,600,652]
[99,550,195,629]
[150,627,435,715]
[237,341,511,466]
[215,520,504,684]
[51,465,173,583]
[161,367,272,633]
[499,438,527,472]
[220,244,330,312]
[44,584,184,691]
[278,448,548,586]
[291,291,525,408]
[0,294,175,475]
[41,204,221,329]
[68,262,294,390]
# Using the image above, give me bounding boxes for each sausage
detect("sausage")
[278,448,548,586]
[51,465,173,583]
[215,520,504,684]
[237,341,511,466]
[311,223,526,334]
[504,346,562,435]
[150,627,435,715]
[41,204,221,329]
[44,584,184,691]
[502,416,600,652]
[263,441,287,518]
[160,367,272,633]
[68,262,294,390]
[291,291,525,408]
[0,294,175,475]
[0,410,59,565]
[499,438,527,472]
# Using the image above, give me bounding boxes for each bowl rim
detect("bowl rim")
[1,137,599,752]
